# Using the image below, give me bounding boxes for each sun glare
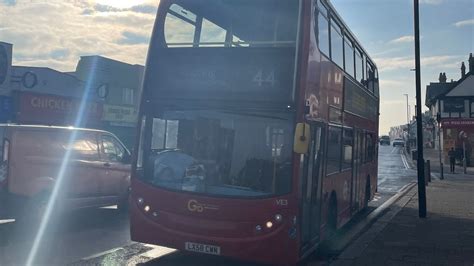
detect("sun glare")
[95,0,147,9]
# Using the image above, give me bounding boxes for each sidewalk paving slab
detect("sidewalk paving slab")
[330,177,474,266]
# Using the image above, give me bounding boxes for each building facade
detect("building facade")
[0,42,144,149]
[425,53,474,166]
[74,56,144,148]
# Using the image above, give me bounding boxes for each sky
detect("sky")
[1,0,473,134]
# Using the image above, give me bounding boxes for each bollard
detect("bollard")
[426,160,431,182]
[424,160,429,186]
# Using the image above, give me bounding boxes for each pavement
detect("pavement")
[330,168,474,265]
[416,147,474,175]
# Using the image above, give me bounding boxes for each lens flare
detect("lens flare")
[26,57,99,266]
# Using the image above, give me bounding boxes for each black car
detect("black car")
[380,136,390,145]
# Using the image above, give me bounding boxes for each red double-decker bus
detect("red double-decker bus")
[130,0,379,265]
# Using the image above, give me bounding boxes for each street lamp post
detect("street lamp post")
[414,0,427,218]
[404,93,410,151]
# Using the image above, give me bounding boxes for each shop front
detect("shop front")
[101,104,137,149]
[14,91,103,128]
[0,96,13,123]
[441,119,474,166]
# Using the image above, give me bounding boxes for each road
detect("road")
[0,146,415,266]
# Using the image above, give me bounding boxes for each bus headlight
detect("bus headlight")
[144,205,151,212]
[266,221,273,229]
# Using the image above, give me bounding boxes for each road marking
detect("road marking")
[390,147,396,154]
[401,153,409,169]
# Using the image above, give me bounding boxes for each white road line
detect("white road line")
[390,147,396,154]
[401,153,409,169]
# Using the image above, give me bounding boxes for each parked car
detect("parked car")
[0,124,131,220]
[380,135,390,145]
[392,138,405,147]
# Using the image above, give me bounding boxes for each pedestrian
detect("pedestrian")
[448,147,456,173]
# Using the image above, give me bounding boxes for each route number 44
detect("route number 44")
[253,70,276,87]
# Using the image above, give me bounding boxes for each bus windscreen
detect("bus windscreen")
[141,110,293,198]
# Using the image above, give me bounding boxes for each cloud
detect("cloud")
[389,35,414,44]
[454,19,474,27]
[2,0,16,6]
[1,1,157,71]
[119,31,150,45]
[374,55,464,73]
[131,5,158,14]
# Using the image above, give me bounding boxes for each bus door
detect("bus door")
[301,123,325,248]
[351,129,363,213]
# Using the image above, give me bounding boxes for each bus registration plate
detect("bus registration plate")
[185,242,221,255]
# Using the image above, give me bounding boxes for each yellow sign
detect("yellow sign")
[102,104,137,123]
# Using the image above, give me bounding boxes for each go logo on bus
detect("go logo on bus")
[187,199,219,213]
[187,199,204,212]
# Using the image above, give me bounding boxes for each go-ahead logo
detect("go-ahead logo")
[187,199,219,213]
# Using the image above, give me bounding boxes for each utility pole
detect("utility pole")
[404,94,409,125]
[414,0,427,218]
[404,94,410,151]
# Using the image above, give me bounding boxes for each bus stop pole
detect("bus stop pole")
[414,0,427,218]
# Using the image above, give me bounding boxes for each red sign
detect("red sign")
[16,92,103,126]
[441,119,474,127]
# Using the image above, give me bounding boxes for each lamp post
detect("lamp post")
[404,94,410,150]
[414,0,427,218]
[436,113,444,179]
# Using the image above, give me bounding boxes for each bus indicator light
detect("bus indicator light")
[275,214,283,223]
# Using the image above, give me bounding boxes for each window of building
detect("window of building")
[123,88,134,105]
[344,38,355,77]
[327,126,342,174]
[330,21,344,69]
[342,128,353,169]
[471,101,474,118]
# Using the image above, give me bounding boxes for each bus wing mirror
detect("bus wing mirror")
[293,123,310,154]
